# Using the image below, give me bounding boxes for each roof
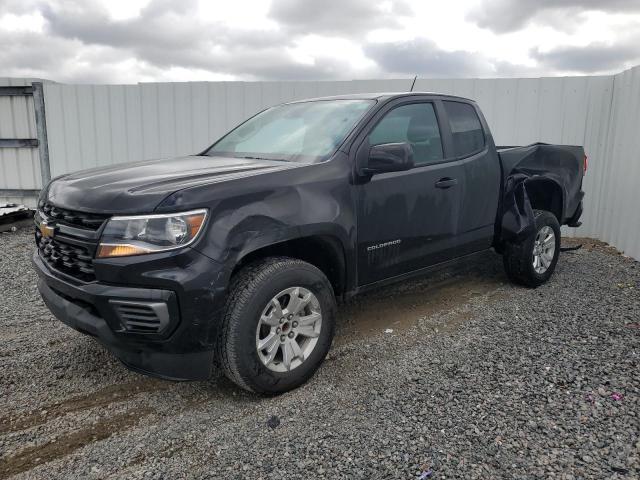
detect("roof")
[285,92,474,104]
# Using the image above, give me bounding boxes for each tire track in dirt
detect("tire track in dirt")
[0,376,236,478]
[337,273,506,343]
[0,406,154,479]
[0,378,167,435]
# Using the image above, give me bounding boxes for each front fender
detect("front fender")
[217,222,352,285]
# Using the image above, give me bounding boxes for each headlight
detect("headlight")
[97,209,207,258]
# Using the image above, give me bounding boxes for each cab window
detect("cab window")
[369,103,443,165]
[442,101,485,157]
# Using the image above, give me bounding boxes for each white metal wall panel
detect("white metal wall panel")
[596,66,640,259]
[0,77,41,206]
[576,75,615,239]
[0,70,631,256]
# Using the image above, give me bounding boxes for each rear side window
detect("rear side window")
[368,103,443,165]
[443,101,485,157]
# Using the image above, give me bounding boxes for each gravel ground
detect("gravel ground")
[0,228,638,479]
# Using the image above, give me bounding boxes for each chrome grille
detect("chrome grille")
[36,234,96,281]
[35,203,109,282]
[40,203,107,231]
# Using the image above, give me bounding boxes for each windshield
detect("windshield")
[205,99,374,163]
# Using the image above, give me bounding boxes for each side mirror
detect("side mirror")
[362,142,414,176]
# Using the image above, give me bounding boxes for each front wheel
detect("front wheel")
[216,257,336,394]
[502,209,561,287]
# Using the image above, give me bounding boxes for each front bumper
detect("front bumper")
[33,248,227,381]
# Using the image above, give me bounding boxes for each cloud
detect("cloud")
[268,0,413,36]
[0,0,42,15]
[41,0,205,50]
[0,30,70,71]
[41,0,291,55]
[0,0,367,82]
[0,0,638,83]
[468,0,640,33]
[363,38,535,77]
[364,39,488,76]
[531,37,640,73]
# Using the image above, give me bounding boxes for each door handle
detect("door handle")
[435,178,458,189]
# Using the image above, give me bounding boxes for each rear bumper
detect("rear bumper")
[566,199,584,227]
[33,249,225,381]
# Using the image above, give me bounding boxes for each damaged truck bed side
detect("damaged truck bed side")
[498,143,584,243]
[33,92,585,393]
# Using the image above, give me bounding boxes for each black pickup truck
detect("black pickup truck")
[33,93,586,393]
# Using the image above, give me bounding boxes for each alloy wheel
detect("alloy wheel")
[255,287,322,372]
[532,226,556,274]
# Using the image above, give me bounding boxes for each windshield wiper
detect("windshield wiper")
[238,156,289,162]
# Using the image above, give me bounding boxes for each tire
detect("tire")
[216,257,336,394]
[503,209,561,287]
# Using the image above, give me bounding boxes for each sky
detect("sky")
[1,0,640,84]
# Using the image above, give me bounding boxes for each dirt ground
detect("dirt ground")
[1,231,638,479]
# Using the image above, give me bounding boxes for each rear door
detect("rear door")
[440,100,501,254]
[354,98,466,285]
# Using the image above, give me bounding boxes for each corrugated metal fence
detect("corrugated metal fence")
[590,67,640,259]
[1,67,638,258]
[0,78,43,203]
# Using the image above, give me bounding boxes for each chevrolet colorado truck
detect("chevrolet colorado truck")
[33,93,586,393]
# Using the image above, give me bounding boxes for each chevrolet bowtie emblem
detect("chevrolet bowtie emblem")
[39,221,56,238]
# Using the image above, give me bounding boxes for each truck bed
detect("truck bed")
[496,143,585,241]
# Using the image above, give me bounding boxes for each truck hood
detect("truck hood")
[46,155,299,214]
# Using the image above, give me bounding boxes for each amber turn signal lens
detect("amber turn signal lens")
[97,244,150,258]
[186,213,206,238]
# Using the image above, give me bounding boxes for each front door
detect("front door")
[356,101,465,285]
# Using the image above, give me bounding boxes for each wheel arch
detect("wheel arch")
[524,177,564,223]
[231,234,348,298]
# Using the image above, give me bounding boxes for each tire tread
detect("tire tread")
[503,210,558,288]
[215,257,332,393]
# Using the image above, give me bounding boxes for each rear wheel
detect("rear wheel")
[216,257,336,394]
[503,209,561,287]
